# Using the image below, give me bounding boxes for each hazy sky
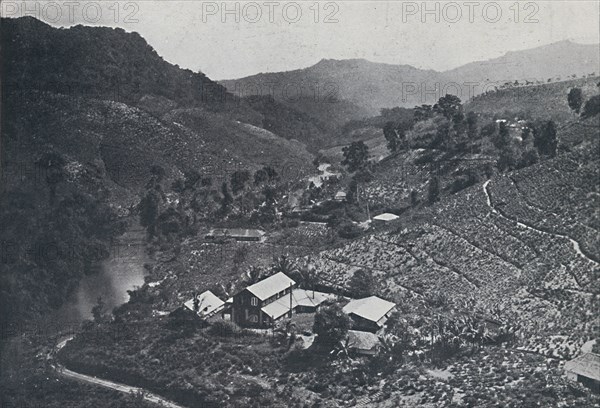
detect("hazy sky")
[3,1,599,79]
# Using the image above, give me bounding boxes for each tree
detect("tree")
[139,189,161,236]
[313,304,351,349]
[434,94,462,119]
[231,170,251,195]
[581,95,600,119]
[348,268,378,298]
[246,266,264,284]
[492,122,510,149]
[91,296,106,323]
[427,177,440,204]
[414,104,433,122]
[383,122,405,153]
[271,255,297,276]
[341,141,369,172]
[466,111,478,139]
[220,182,233,213]
[567,88,584,114]
[534,120,558,157]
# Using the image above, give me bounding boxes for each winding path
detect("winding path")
[52,337,185,408]
[482,180,599,269]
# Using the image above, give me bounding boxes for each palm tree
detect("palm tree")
[246,266,265,284]
[271,254,298,277]
[296,258,320,296]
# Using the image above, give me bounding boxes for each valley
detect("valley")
[1,11,599,408]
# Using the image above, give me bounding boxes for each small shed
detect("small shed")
[347,330,380,356]
[343,296,396,333]
[334,191,347,201]
[183,290,225,318]
[205,228,266,242]
[372,213,399,225]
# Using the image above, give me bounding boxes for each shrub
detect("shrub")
[209,320,238,337]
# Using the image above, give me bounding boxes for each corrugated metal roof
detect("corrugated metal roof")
[373,213,399,221]
[183,290,225,318]
[246,272,296,301]
[343,296,396,324]
[206,228,265,238]
[565,353,600,381]
[260,289,335,319]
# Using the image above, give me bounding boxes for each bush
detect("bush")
[581,95,600,119]
[209,320,238,337]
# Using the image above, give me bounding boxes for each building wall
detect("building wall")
[232,287,295,328]
[349,314,381,333]
[232,290,265,327]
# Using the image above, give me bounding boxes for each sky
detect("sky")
[2,1,599,80]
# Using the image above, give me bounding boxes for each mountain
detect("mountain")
[446,40,600,85]
[221,58,442,115]
[221,41,600,114]
[0,17,317,328]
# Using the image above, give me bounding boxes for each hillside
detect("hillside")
[307,136,599,353]
[466,76,600,122]
[446,40,599,85]
[221,41,599,114]
[0,17,314,329]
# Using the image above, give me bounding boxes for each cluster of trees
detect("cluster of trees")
[0,149,127,329]
[568,87,600,119]
[138,163,285,240]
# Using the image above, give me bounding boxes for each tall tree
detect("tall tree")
[427,177,440,204]
[341,141,369,172]
[567,88,584,114]
[534,120,558,157]
[581,95,600,119]
[313,304,351,349]
[434,94,462,119]
[231,170,251,195]
[383,122,405,153]
[348,268,378,298]
[220,182,233,213]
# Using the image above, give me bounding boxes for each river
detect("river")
[45,222,149,331]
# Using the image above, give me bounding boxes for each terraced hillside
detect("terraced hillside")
[306,139,599,359]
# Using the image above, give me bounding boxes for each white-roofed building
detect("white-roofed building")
[334,191,347,201]
[260,289,336,321]
[170,290,225,321]
[205,228,266,242]
[183,290,225,318]
[372,213,400,225]
[343,296,396,333]
[231,272,296,328]
[564,353,600,393]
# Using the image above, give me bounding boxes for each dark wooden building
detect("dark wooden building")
[231,272,296,328]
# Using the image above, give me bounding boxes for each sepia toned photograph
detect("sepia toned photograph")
[1,1,599,407]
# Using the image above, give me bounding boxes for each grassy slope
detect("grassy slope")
[466,76,600,122]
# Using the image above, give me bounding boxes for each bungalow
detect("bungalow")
[347,330,380,356]
[205,228,266,242]
[372,213,399,225]
[343,296,396,333]
[231,272,296,328]
[564,353,600,393]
